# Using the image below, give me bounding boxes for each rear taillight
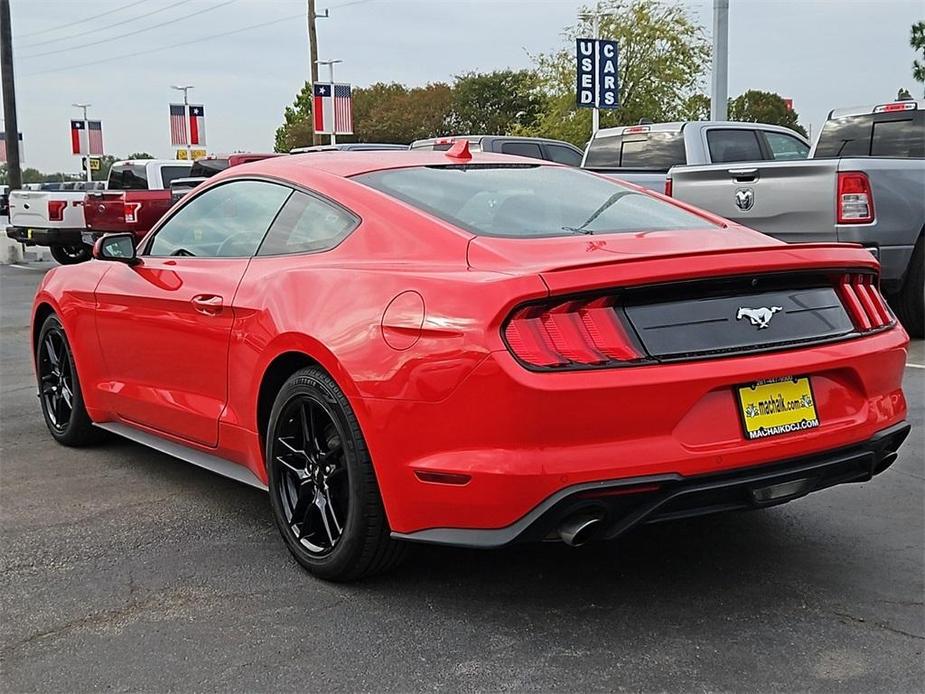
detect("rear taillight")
[503,296,642,369]
[47,200,67,221]
[837,273,893,332]
[837,172,874,224]
[123,202,142,224]
[664,177,672,197]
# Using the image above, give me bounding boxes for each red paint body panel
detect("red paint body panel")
[84,190,174,240]
[32,151,910,537]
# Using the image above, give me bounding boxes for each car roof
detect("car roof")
[222,150,554,180]
[410,134,576,147]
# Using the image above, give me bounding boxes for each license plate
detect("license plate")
[737,376,820,440]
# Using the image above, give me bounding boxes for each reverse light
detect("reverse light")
[504,296,642,369]
[837,273,893,332]
[123,202,142,224]
[47,200,67,222]
[837,172,874,224]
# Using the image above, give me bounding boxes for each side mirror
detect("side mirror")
[93,233,140,265]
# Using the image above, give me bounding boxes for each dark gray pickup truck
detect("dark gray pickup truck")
[667,101,925,336]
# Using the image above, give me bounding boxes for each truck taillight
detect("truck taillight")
[664,177,672,197]
[123,202,142,224]
[836,273,893,332]
[47,200,67,221]
[503,296,642,369]
[837,172,874,224]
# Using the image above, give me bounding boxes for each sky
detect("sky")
[4,0,923,173]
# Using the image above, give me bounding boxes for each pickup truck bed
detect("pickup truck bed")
[6,189,93,264]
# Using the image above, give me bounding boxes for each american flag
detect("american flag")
[333,84,353,134]
[88,120,104,155]
[169,104,188,146]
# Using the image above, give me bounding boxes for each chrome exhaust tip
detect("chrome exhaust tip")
[558,513,604,547]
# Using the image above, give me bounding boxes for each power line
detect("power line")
[20,0,239,59]
[15,0,150,40]
[17,0,187,49]
[23,12,305,77]
[22,0,379,77]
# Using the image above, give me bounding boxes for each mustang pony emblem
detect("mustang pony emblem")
[736,306,782,329]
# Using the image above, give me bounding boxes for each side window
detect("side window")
[147,180,291,258]
[545,144,583,166]
[500,141,544,159]
[257,190,357,256]
[706,129,763,163]
[764,132,810,160]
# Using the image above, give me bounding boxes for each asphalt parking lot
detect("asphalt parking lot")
[0,262,922,692]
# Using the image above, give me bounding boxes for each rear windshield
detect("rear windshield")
[160,166,193,187]
[814,111,925,158]
[108,164,149,190]
[355,164,714,238]
[583,132,686,170]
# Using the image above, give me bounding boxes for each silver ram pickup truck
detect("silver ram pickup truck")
[581,121,811,192]
[666,101,924,336]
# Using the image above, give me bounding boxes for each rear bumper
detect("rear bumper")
[359,325,909,535]
[6,225,99,247]
[393,422,910,547]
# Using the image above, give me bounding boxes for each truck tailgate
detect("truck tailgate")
[668,159,840,243]
[85,190,173,235]
[8,191,87,229]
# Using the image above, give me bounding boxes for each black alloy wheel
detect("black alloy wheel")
[36,314,103,446]
[266,367,407,581]
[272,394,349,556]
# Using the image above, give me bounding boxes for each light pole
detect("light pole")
[710,0,729,121]
[72,103,92,182]
[315,59,341,145]
[171,84,194,161]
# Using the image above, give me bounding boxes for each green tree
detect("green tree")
[912,20,925,91]
[92,155,118,181]
[126,152,154,159]
[275,81,315,152]
[728,90,807,137]
[451,70,547,133]
[524,0,710,146]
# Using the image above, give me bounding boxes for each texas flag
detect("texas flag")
[188,104,206,146]
[313,83,353,135]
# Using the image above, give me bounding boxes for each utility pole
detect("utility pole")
[72,103,93,182]
[710,0,729,121]
[316,59,341,146]
[171,84,194,161]
[307,0,328,146]
[1,0,22,190]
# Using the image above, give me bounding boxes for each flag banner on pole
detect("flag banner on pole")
[189,105,206,146]
[88,120,104,155]
[313,83,353,135]
[313,83,333,134]
[333,84,353,134]
[575,38,619,110]
[169,103,188,146]
[70,119,89,155]
[0,132,23,163]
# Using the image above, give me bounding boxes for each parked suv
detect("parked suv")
[411,135,584,166]
[582,121,811,191]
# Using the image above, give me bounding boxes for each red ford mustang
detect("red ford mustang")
[32,145,910,581]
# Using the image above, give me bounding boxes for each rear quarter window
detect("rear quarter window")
[107,165,148,190]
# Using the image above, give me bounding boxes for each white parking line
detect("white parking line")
[907,363,925,370]
[8,264,46,271]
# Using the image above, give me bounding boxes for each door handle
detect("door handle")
[191,294,224,315]
[728,167,758,182]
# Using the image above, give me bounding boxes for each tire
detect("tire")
[50,244,91,265]
[36,314,105,446]
[266,366,407,581]
[893,237,923,339]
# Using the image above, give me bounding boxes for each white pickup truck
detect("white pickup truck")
[6,160,190,264]
[666,101,925,336]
